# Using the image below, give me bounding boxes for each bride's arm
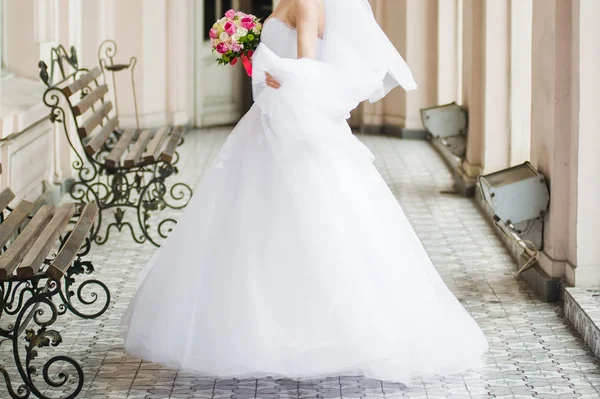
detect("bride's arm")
[296,0,320,59]
[265,0,320,89]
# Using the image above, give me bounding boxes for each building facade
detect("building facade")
[0,0,599,287]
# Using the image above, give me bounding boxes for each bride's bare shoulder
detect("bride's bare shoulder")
[294,0,322,6]
[293,0,324,16]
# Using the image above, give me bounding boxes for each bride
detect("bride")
[122,0,488,383]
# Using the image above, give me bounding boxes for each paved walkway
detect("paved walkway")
[2,129,599,398]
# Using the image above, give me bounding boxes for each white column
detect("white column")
[481,0,510,173]
[99,0,182,128]
[139,0,168,127]
[402,0,438,129]
[52,0,76,183]
[530,0,579,280]
[34,0,58,44]
[68,0,83,51]
[575,0,600,287]
[456,0,464,105]
[351,0,440,132]
[460,0,484,179]
[166,0,194,126]
[375,0,437,131]
[509,0,533,166]
[79,0,103,68]
[460,0,510,180]
[437,0,459,105]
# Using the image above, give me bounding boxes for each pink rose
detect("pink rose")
[225,9,236,19]
[216,43,228,54]
[224,21,237,35]
[209,28,218,39]
[241,17,255,30]
[232,43,242,52]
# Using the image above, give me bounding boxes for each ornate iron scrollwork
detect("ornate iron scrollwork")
[39,45,79,88]
[40,45,193,248]
[0,260,110,399]
[98,39,140,130]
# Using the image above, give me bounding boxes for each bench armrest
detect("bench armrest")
[47,203,98,280]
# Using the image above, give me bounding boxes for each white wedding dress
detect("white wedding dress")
[122,16,488,384]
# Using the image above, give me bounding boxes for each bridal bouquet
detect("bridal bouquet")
[210,9,262,77]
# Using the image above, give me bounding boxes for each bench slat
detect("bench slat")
[48,203,99,280]
[72,84,109,116]
[17,204,77,278]
[0,205,55,279]
[160,126,185,164]
[84,116,119,157]
[77,101,113,138]
[0,187,16,212]
[105,129,136,168]
[63,67,102,97]
[124,130,152,168]
[143,127,170,164]
[0,200,35,249]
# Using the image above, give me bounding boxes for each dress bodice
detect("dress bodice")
[260,18,323,60]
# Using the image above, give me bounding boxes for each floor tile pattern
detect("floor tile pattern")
[1,129,599,398]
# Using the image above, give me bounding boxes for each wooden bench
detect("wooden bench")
[0,164,110,399]
[39,44,192,247]
[66,67,186,169]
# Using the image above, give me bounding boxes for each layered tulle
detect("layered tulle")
[252,43,387,118]
[319,0,418,102]
[122,43,488,383]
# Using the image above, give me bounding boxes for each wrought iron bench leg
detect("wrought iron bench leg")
[0,277,84,399]
[56,261,111,319]
[78,159,192,248]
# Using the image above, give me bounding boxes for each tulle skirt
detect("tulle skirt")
[121,45,488,384]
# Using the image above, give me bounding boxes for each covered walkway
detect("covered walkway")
[1,130,596,399]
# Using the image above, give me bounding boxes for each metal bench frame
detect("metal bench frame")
[0,184,110,399]
[39,45,192,247]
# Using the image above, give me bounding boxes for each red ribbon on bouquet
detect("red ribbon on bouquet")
[241,53,253,77]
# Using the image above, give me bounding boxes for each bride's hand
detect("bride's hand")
[265,72,281,89]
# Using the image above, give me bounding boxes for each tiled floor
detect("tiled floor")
[2,129,600,398]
